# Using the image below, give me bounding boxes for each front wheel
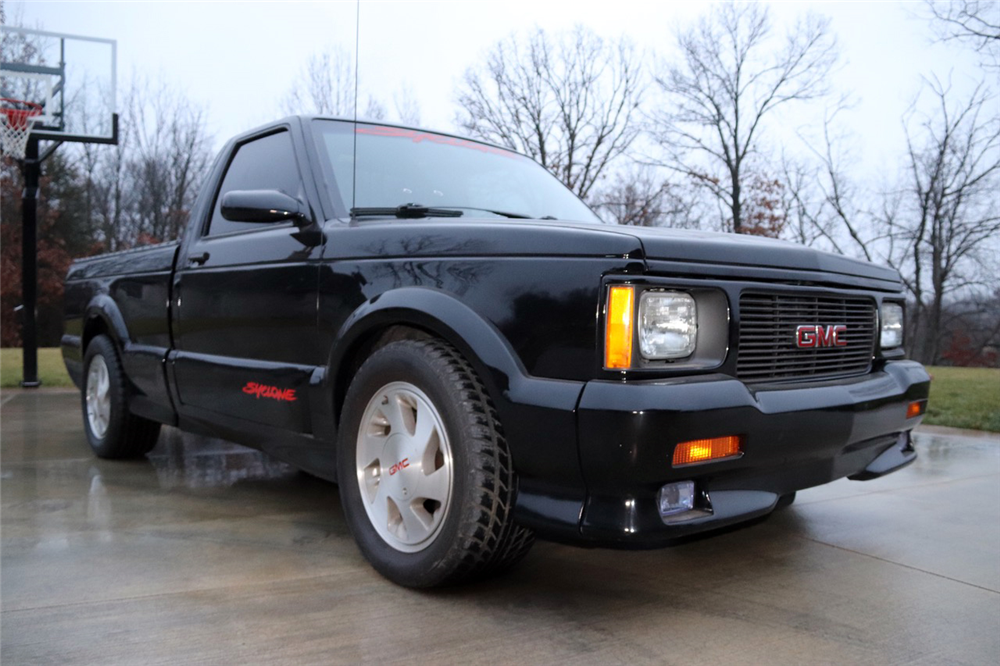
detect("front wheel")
[337,338,534,587]
[82,335,161,459]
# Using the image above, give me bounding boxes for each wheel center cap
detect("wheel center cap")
[382,433,415,499]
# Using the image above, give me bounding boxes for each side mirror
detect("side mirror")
[220,189,310,225]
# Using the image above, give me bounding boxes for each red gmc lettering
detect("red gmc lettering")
[242,382,297,402]
[795,325,848,348]
[388,458,410,476]
[796,326,817,348]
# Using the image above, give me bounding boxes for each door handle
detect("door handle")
[188,251,210,266]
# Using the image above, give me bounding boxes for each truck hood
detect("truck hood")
[621,224,899,284]
[334,217,899,286]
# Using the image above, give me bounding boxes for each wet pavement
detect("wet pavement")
[2,390,998,665]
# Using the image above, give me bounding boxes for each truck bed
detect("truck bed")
[62,241,180,426]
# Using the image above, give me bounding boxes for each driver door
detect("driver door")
[170,127,326,434]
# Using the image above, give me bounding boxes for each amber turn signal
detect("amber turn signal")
[673,435,744,467]
[605,285,635,369]
[907,400,927,419]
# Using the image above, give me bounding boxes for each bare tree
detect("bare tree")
[393,84,421,127]
[591,165,709,228]
[887,78,1000,363]
[592,166,670,226]
[282,48,356,117]
[362,96,387,122]
[455,25,644,200]
[924,0,1000,69]
[782,106,880,258]
[91,132,135,251]
[78,111,134,251]
[282,47,410,123]
[129,78,213,243]
[937,288,1000,366]
[649,4,838,233]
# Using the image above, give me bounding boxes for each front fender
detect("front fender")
[330,287,526,397]
[328,287,588,535]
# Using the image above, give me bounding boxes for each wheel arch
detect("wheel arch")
[82,295,130,354]
[329,288,527,432]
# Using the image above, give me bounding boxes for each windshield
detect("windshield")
[312,120,602,223]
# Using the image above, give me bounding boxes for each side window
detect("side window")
[206,130,303,237]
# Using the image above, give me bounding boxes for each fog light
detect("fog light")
[658,481,696,517]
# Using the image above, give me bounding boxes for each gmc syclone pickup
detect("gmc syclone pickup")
[62,117,931,587]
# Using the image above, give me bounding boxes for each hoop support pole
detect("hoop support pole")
[35,140,63,165]
[20,137,41,388]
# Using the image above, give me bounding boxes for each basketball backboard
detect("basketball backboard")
[0,25,117,144]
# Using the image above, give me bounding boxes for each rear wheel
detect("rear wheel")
[82,335,161,459]
[337,338,534,587]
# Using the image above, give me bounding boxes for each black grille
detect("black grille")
[737,292,877,382]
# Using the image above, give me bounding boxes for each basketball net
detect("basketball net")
[1,99,44,160]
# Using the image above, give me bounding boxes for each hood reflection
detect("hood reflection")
[147,427,297,490]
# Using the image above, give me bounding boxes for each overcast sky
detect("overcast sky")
[15,0,987,179]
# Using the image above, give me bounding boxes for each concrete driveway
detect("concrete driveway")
[2,390,998,665]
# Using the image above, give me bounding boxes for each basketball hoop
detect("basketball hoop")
[1,98,44,160]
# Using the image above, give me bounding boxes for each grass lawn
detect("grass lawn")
[924,366,1000,433]
[1,347,75,388]
[2,349,997,432]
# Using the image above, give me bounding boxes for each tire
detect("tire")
[82,334,161,459]
[775,492,797,510]
[337,338,534,587]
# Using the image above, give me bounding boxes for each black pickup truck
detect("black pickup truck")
[62,117,930,587]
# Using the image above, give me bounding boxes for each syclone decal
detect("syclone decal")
[242,381,297,402]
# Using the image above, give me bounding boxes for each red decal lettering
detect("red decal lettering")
[388,458,410,476]
[241,381,297,402]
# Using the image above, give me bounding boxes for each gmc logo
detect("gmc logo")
[388,458,410,476]
[796,324,848,348]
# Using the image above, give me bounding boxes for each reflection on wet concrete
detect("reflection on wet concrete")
[914,427,1000,461]
[147,427,297,490]
[2,392,998,664]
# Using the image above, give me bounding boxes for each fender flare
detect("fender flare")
[328,287,528,416]
[82,294,131,351]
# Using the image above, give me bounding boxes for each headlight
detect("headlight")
[639,291,697,359]
[881,303,904,349]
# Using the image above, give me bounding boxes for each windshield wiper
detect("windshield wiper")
[351,203,463,219]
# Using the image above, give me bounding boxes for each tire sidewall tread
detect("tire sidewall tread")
[337,338,532,587]
[82,335,160,459]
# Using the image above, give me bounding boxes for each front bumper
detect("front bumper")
[573,360,930,546]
